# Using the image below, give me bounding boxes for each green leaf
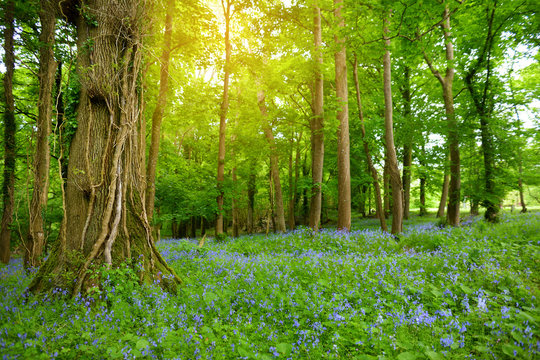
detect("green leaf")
[397,351,417,360]
[136,339,149,350]
[276,343,293,356]
[502,343,518,357]
[460,284,473,294]
[425,350,444,360]
[474,345,489,353]
[317,279,329,287]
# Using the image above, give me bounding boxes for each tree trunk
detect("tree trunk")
[419,143,427,216]
[247,161,256,234]
[464,3,498,222]
[424,5,460,226]
[0,0,16,264]
[287,133,296,230]
[26,0,57,268]
[401,67,412,220]
[383,13,403,234]
[258,91,286,233]
[29,0,180,295]
[231,138,239,237]
[383,159,390,218]
[309,1,324,232]
[333,0,351,231]
[145,0,174,221]
[352,55,387,232]
[437,172,449,218]
[216,0,232,235]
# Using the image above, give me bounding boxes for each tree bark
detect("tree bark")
[216,0,232,235]
[423,5,460,226]
[437,171,449,218]
[383,14,403,234]
[419,143,427,216]
[352,55,387,232]
[145,0,174,221]
[29,0,180,295]
[258,91,286,233]
[309,1,324,231]
[333,0,351,231]
[0,0,16,264]
[231,136,239,237]
[401,67,412,220]
[26,0,57,268]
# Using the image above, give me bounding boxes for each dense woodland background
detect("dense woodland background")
[0,0,539,266]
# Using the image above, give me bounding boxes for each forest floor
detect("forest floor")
[1,213,539,359]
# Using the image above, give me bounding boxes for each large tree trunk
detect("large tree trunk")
[424,5,460,226]
[216,0,232,235]
[352,55,387,232]
[0,0,16,264]
[145,0,174,221]
[26,0,57,268]
[401,67,412,220]
[258,91,286,233]
[29,0,180,295]
[334,0,351,231]
[309,1,324,231]
[383,14,403,234]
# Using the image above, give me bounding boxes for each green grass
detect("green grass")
[1,213,539,359]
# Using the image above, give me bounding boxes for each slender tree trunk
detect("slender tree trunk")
[401,67,412,220]
[383,159,390,218]
[424,5,460,226]
[437,172,449,218]
[309,1,324,231]
[383,13,403,234]
[145,0,174,221]
[231,136,239,237]
[287,133,296,230]
[352,55,387,232]
[419,143,427,216]
[216,0,232,235]
[258,91,286,233]
[247,161,256,234]
[29,0,180,295]
[0,0,16,264]
[333,0,351,231]
[26,0,58,268]
[464,3,498,222]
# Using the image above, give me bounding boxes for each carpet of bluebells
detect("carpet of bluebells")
[1,213,539,359]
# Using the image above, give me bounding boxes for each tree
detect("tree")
[216,0,233,235]
[258,90,287,233]
[26,0,57,267]
[334,0,351,231]
[309,0,324,231]
[145,0,174,222]
[423,4,460,226]
[382,11,403,234]
[29,0,180,295]
[1,0,16,264]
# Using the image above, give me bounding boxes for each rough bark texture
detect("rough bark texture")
[26,0,58,268]
[353,55,387,232]
[29,0,180,295]
[216,0,232,235]
[383,15,403,235]
[424,6,460,226]
[258,91,286,233]
[145,0,173,221]
[334,0,351,231]
[309,2,324,231]
[401,67,412,220]
[0,0,16,264]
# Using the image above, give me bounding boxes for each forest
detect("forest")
[0,0,539,359]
